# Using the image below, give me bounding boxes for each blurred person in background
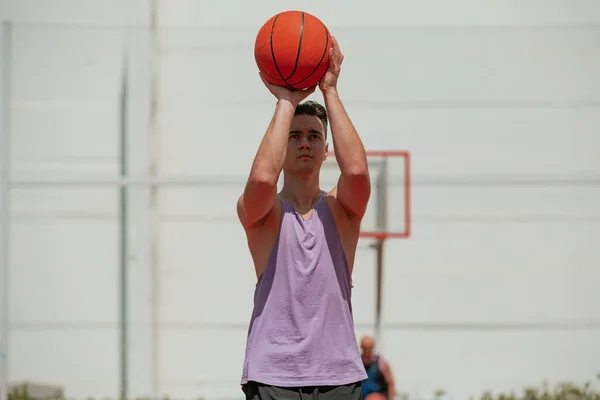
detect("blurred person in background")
[360,335,397,400]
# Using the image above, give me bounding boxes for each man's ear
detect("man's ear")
[324,143,330,161]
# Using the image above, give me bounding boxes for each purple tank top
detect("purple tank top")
[240,193,367,387]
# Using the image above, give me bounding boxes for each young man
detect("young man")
[360,335,397,400]
[237,37,371,400]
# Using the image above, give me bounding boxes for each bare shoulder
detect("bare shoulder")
[377,356,393,372]
[325,186,360,230]
[378,356,389,368]
[244,200,282,279]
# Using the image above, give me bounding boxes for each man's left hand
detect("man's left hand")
[319,36,344,95]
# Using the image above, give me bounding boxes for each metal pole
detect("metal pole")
[148,1,160,397]
[8,173,599,188]
[375,158,388,233]
[118,50,130,400]
[9,177,245,187]
[374,241,384,344]
[0,21,12,400]
[403,152,411,238]
[373,158,388,348]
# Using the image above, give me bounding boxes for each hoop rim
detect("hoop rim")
[326,150,409,158]
[359,231,410,240]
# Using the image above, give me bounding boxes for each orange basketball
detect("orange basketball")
[254,10,332,90]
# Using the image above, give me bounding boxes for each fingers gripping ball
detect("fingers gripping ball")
[255,10,332,90]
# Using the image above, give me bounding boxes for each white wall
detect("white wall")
[1,0,600,399]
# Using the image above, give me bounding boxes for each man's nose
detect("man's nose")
[299,137,311,149]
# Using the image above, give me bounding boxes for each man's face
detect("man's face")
[360,336,375,358]
[284,114,328,175]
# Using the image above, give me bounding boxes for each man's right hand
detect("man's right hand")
[259,72,316,107]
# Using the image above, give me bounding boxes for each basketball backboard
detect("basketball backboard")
[322,150,411,242]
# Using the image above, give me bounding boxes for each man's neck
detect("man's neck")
[281,173,322,212]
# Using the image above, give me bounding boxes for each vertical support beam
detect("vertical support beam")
[374,240,384,344]
[0,21,12,400]
[404,152,411,237]
[118,51,130,400]
[374,157,388,346]
[148,1,160,397]
[375,158,388,233]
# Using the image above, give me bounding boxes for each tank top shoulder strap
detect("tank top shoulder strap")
[314,190,329,210]
[279,197,300,217]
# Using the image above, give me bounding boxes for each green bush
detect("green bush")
[8,374,600,400]
[469,374,600,400]
[398,374,600,400]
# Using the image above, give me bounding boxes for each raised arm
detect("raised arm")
[321,38,370,220]
[237,75,316,230]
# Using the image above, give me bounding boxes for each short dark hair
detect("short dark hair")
[294,100,328,137]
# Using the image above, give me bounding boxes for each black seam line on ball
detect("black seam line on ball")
[270,13,295,90]
[258,65,283,82]
[284,11,304,82]
[289,25,329,87]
